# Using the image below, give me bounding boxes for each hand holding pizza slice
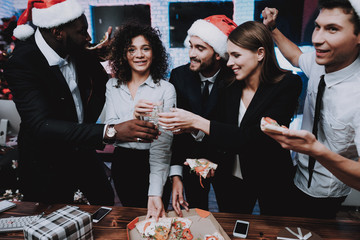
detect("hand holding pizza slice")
[186,159,218,188]
[260,117,288,134]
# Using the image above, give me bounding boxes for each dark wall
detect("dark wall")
[169,1,234,48]
[90,5,151,43]
[254,0,315,45]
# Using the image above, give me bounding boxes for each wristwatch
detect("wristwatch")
[103,124,117,144]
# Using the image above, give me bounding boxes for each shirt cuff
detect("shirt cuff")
[191,130,206,142]
[103,124,108,138]
[169,165,183,177]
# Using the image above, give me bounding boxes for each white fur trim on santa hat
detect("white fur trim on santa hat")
[184,19,228,59]
[349,0,360,20]
[32,0,84,29]
[13,24,35,40]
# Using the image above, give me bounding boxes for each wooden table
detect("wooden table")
[1,201,360,239]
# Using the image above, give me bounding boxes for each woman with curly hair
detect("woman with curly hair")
[105,23,176,220]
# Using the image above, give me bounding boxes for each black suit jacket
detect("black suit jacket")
[170,63,234,167]
[4,37,113,204]
[207,72,302,182]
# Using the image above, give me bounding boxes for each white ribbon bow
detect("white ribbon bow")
[277,227,312,240]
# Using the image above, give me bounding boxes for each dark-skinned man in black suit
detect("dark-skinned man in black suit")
[5,0,158,205]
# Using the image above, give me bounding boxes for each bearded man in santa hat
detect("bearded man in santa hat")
[163,15,237,216]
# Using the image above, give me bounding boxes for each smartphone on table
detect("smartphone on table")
[0,200,16,213]
[233,220,250,238]
[92,206,112,223]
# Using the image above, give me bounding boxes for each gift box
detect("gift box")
[277,227,322,240]
[24,205,93,240]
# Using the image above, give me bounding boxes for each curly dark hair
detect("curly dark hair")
[108,23,169,86]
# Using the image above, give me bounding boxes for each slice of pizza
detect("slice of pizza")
[186,158,218,188]
[86,31,109,50]
[168,217,193,240]
[172,217,192,230]
[186,159,218,179]
[135,217,172,239]
[204,231,225,240]
[260,117,288,134]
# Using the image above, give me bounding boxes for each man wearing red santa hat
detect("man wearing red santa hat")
[5,0,159,205]
[165,15,237,216]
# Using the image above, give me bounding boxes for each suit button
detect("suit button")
[60,97,65,100]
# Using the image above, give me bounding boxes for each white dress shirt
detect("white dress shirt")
[232,99,246,179]
[35,28,84,123]
[294,52,360,198]
[104,76,176,196]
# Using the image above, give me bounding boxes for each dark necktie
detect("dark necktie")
[308,75,326,188]
[201,80,210,111]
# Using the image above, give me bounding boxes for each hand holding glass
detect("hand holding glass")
[135,99,163,126]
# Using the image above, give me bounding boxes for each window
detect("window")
[254,0,318,45]
[169,1,234,48]
[90,5,151,43]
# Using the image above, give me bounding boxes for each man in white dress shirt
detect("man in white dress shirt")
[262,0,360,218]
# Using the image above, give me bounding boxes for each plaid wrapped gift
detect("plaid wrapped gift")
[24,205,93,240]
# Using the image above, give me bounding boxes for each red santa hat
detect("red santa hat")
[13,0,84,41]
[184,15,237,59]
[349,0,360,20]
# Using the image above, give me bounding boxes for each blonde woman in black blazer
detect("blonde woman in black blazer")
[159,21,302,216]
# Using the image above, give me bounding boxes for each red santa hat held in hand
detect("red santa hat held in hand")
[184,15,237,59]
[13,0,84,41]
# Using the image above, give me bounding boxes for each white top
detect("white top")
[35,28,84,124]
[232,99,246,179]
[104,76,176,196]
[294,52,360,197]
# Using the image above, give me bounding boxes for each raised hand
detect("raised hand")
[262,7,278,30]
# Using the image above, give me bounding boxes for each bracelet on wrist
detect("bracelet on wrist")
[268,24,277,32]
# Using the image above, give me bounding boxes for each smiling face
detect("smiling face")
[312,8,360,73]
[126,35,153,76]
[226,40,263,83]
[188,36,221,77]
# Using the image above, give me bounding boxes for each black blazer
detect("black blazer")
[207,72,302,182]
[4,37,109,200]
[169,63,234,166]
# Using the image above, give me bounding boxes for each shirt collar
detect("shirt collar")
[144,75,156,88]
[119,74,156,91]
[199,69,220,84]
[325,54,360,88]
[35,28,68,67]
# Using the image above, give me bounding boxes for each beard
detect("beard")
[189,53,217,73]
[67,38,87,57]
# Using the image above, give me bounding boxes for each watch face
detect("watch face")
[107,127,116,138]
